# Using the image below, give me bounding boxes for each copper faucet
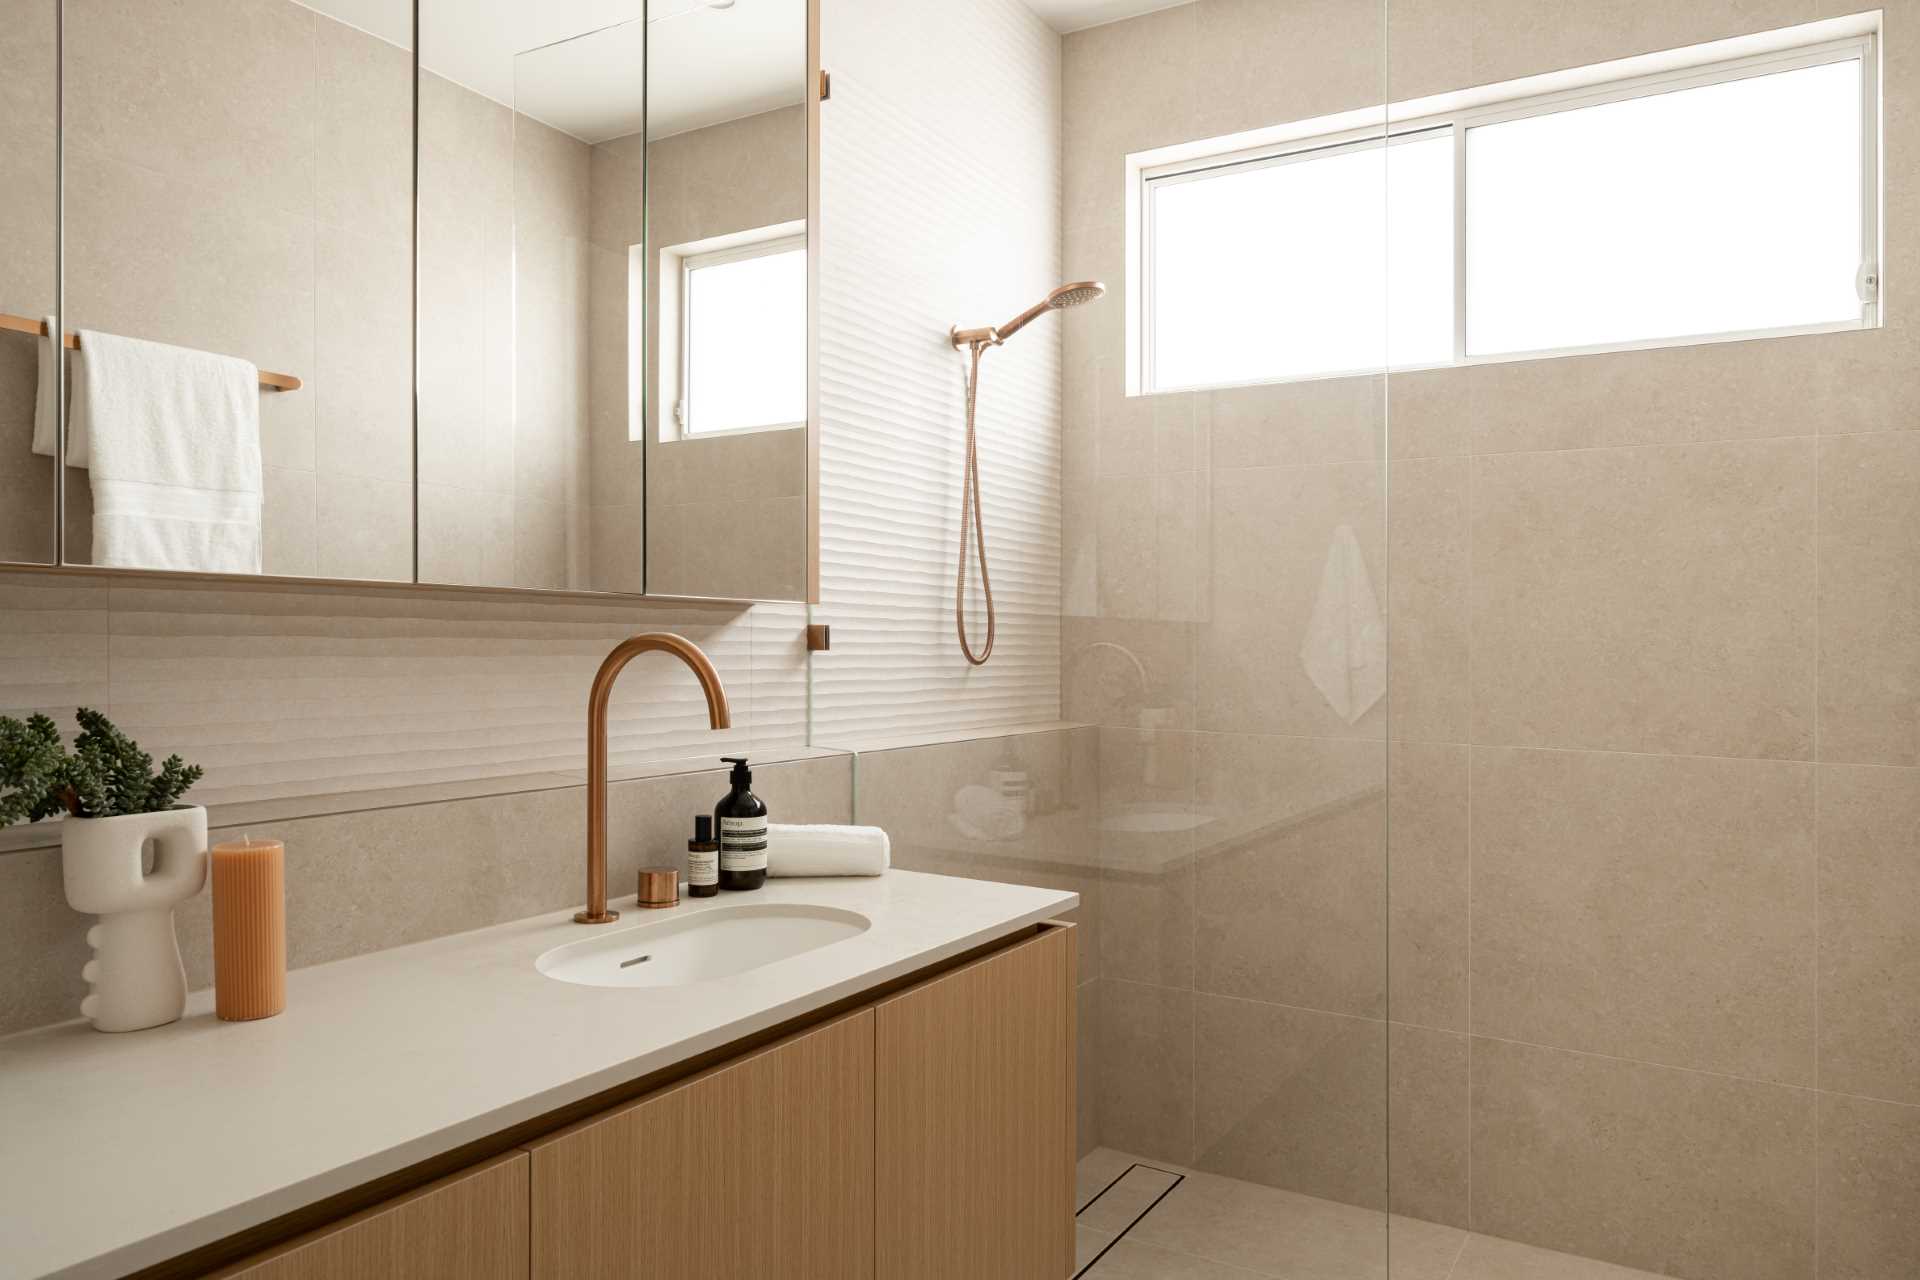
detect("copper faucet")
[577,633,731,924]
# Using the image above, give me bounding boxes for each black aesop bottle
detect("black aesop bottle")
[714,756,768,891]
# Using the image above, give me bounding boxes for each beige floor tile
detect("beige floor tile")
[1078,1164,1184,1234]
[1471,438,1815,760]
[1076,1224,1118,1273]
[1125,1168,1464,1280]
[1819,764,1920,1105]
[1077,1147,1139,1209]
[1450,1232,1674,1279]
[1471,746,1816,1084]
[1085,1238,1272,1279]
[1817,1091,1920,1280]
[1471,1036,1814,1280]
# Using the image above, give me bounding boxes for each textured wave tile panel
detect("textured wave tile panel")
[0,575,806,807]
[814,0,1063,747]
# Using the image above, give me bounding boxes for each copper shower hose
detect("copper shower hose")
[956,338,994,666]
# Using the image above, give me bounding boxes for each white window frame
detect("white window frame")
[1133,24,1881,395]
[655,222,807,442]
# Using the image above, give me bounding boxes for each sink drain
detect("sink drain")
[618,953,652,969]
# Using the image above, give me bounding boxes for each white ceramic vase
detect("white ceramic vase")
[61,806,208,1032]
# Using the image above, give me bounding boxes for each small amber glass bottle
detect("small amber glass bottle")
[687,814,720,897]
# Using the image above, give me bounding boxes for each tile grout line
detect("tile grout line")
[1465,447,1476,1237]
[1811,431,1822,1280]
[1441,1228,1472,1280]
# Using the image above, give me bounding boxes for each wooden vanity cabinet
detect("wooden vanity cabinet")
[875,923,1076,1279]
[204,924,1073,1280]
[526,1009,877,1280]
[209,1153,529,1280]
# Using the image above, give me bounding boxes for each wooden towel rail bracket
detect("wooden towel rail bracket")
[0,313,302,392]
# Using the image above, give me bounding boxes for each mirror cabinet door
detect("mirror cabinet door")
[643,0,810,600]
[57,0,416,581]
[0,0,59,565]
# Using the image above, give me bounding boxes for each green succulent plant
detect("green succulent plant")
[0,707,203,827]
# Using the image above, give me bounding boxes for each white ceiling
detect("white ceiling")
[1025,0,1192,34]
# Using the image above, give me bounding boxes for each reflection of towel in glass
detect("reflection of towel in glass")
[1301,524,1386,725]
[29,314,59,459]
[70,330,262,574]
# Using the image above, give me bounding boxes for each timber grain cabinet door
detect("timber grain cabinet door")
[525,1008,876,1280]
[874,924,1076,1280]
[210,1153,530,1280]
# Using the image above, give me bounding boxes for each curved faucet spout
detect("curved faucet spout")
[579,633,732,924]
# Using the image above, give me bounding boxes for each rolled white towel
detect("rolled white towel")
[766,823,890,877]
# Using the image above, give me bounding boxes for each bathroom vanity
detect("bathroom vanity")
[0,874,1077,1280]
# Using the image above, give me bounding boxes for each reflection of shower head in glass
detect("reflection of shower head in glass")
[948,282,1108,667]
[950,280,1107,350]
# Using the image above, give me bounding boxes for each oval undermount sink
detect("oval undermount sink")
[536,902,872,989]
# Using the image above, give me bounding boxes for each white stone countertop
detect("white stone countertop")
[0,871,1077,1280]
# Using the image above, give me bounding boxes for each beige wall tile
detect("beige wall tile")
[1459,0,1819,87]
[1819,432,1920,767]
[588,503,645,595]
[316,474,411,583]
[1470,1036,1815,1280]
[1189,0,1384,138]
[1387,455,1470,745]
[1191,733,1386,1017]
[1818,763,1920,1105]
[854,730,1099,980]
[1061,614,1196,729]
[1100,979,1195,1165]
[1209,376,1384,472]
[1078,980,1102,1158]
[1472,746,1815,1082]
[1200,461,1386,738]
[1192,993,1386,1207]
[1388,1022,1469,1229]
[1472,439,1816,759]
[1387,742,1468,1033]
[1818,1091,1920,1280]
[1098,726,1195,988]
[315,224,413,487]
[0,0,57,321]
[313,15,411,242]
[63,0,318,219]
[1061,3,1197,233]
[262,465,318,577]
[1385,368,1471,462]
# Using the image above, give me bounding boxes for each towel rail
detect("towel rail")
[0,312,302,392]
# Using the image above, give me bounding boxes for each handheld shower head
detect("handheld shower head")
[950,280,1107,348]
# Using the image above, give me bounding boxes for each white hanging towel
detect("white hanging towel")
[765,824,891,877]
[1300,523,1386,726]
[29,315,59,458]
[70,330,262,573]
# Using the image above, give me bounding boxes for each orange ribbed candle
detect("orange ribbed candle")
[211,838,286,1021]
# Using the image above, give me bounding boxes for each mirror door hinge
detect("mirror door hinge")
[819,69,831,101]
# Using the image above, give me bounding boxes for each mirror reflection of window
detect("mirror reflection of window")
[669,230,807,439]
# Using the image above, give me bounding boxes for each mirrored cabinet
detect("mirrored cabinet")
[0,0,814,602]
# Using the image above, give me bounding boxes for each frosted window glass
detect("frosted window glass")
[1149,133,1452,390]
[1467,60,1863,356]
[685,245,806,434]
